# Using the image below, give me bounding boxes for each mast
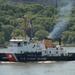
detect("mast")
[56,0,58,8]
[23,16,33,40]
[23,16,27,40]
[13,30,16,39]
[29,20,33,40]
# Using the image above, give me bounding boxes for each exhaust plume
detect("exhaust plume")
[48,0,73,39]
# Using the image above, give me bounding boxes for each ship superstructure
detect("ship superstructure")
[0,16,75,62]
[0,37,75,62]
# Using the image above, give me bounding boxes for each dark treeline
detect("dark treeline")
[0,0,75,47]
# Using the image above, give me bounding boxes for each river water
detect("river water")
[0,47,75,75]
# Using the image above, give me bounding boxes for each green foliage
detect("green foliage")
[0,32,4,47]
[2,25,14,41]
[43,6,57,17]
[35,30,49,40]
[0,0,75,47]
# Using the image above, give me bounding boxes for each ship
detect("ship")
[0,16,75,62]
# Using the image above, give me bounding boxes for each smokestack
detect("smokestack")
[43,38,53,48]
[59,38,61,45]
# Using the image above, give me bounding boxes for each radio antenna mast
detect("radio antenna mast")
[23,16,27,40]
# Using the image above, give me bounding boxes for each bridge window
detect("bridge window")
[56,51,58,53]
[45,51,46,53]
[18,42,21,46]
[24,42,27,45]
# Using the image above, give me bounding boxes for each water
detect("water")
[0,47,75,75]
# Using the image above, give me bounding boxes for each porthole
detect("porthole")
[56,51,58,53]
[56,48,58,50]
[50,51,51,53]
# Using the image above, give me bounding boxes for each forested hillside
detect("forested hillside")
[0,0,75,47]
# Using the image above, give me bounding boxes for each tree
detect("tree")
[0,32,4,46]
[2,25,14,41]
[35,30,49,40]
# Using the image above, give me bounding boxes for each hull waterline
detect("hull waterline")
[0,53,75,62]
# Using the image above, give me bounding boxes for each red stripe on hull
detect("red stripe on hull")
[6,53,16,62]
